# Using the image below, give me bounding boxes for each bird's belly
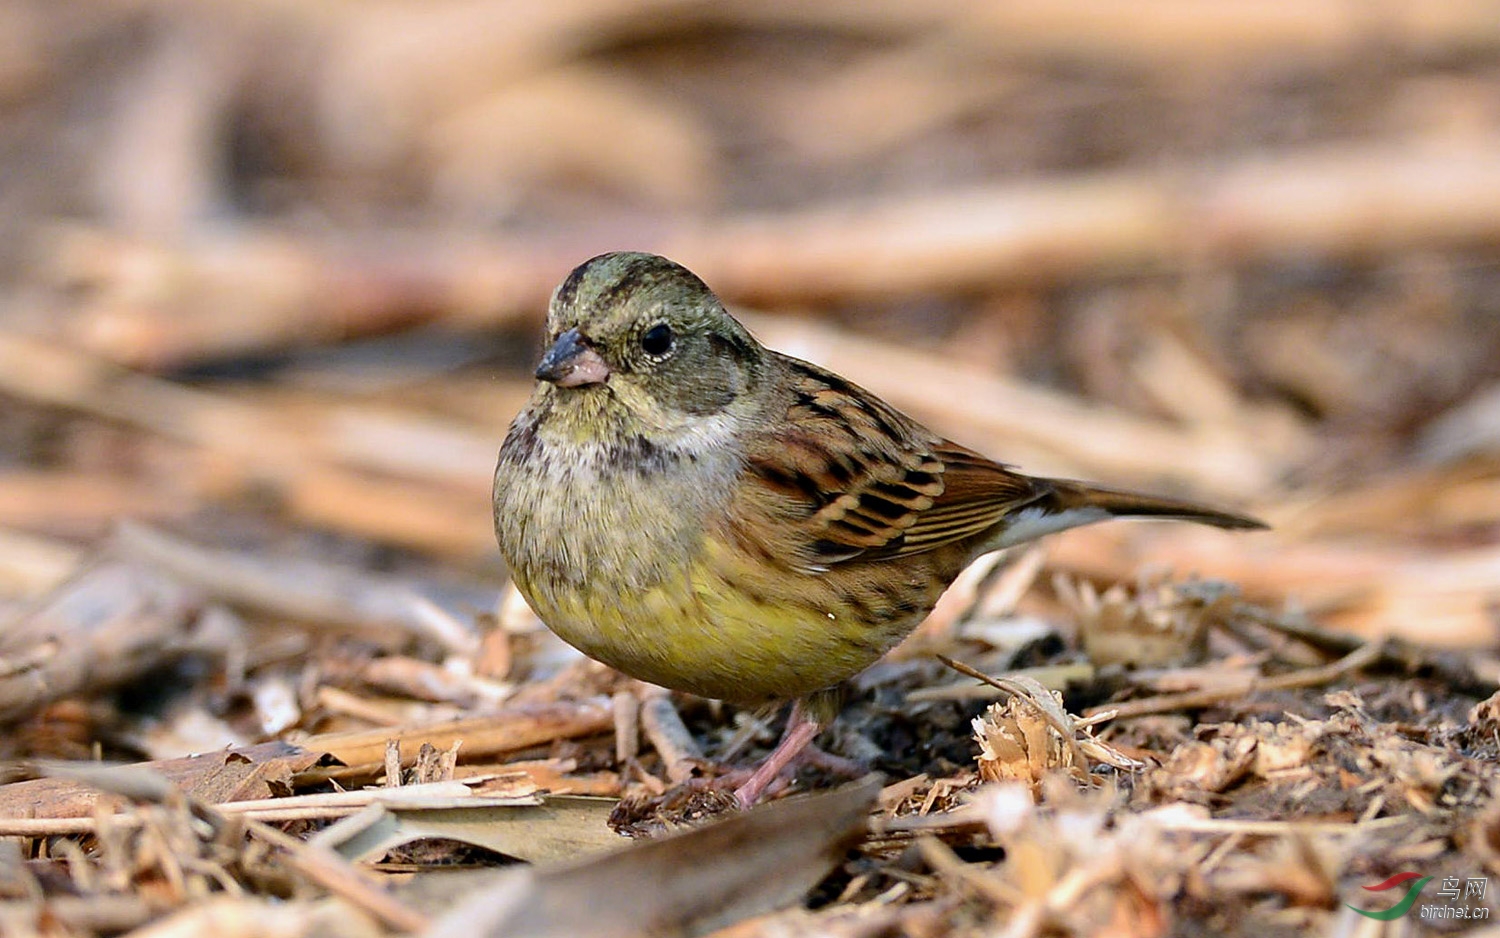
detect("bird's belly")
[519,541,919,703]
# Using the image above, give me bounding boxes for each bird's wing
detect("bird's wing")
[734,357,1042,572]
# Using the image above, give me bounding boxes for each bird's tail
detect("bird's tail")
[1044,479,1266,530]
[989,479,1265,550]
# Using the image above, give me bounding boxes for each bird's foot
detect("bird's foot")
[797,744,866,780]
[732,718,821,807]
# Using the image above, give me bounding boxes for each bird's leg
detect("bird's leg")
[733,700,824,807]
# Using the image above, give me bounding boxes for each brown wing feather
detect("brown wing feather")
[735,356,1042,571]
[877,440,1043,557]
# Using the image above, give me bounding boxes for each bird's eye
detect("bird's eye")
[640,323,674,357]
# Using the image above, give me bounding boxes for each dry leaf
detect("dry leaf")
[424,776,879,938]
[319,794,622,865]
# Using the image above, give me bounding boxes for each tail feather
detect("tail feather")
[1042,479,1267,531]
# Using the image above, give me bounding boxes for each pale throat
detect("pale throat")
[544,384,746,458]
[520,395,745,584]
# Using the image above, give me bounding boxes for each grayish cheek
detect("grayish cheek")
[665,363,740,416]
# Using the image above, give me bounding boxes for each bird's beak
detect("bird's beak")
[535,328,611,388]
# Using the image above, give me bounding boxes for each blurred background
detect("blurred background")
[3,0,1500,666]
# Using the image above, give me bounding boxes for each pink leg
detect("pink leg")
[732,704,823,807]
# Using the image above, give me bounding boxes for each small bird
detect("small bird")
[494,252,1265,805]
